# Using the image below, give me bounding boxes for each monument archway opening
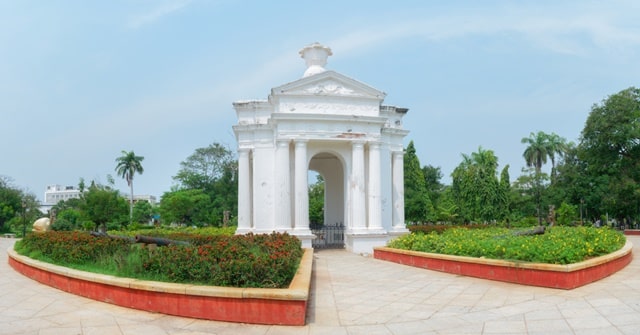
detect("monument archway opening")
[309,152,346,249]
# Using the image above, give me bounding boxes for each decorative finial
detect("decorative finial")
[299,42,332,77]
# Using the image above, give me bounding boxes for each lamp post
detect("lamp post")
[580,198,584,225]
[21,199,26,237]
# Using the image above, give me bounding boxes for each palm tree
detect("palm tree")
[521,131,551,225]
[545,132,568,180]
[115,150,144,225]
[521,131,549,174]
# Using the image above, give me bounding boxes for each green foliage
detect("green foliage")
[81,184,129,231]
[556,202,578,226]
[404,141,435,223]
[308,175,324,224]
[0,177,40,234]
[173,143,235,191]
[579,87,640,220]
[388,226,625,265]
[159,189,210,226]
[451,147,506,222]
[51,208,83,231]
[16,230,302,289]
[170,142,238,227]
[132,200,154,224]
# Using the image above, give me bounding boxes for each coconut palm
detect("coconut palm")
[521,131,549,174]
[545,132,568,180]
[521,131,551,225]
[115,150,144,225]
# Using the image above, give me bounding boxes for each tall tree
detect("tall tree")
[404,141,434,223]
[579,87,640,221]
[521,131,549,174]
[173,143,235,191]
[451,147,504,222]
[521,131,553,224]
[115,150,145,226]
[546,132,568,180]
[81,183,128,231]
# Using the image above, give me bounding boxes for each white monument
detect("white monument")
[233,43,409,254]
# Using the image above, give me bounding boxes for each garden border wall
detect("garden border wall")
[374,241,632,289]
[8,247,312,325]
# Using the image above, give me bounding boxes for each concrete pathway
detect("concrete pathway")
[1,236,640,335]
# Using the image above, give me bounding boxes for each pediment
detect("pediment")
[271,71,386,101]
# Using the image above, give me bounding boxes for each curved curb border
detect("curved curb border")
[374,241,633,289]
[8,247,312,325]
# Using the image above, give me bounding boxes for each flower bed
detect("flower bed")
[377,226,632,289]
[8,246,313,325]
[16,231,302,288]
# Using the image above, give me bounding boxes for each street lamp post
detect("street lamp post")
[21,199,26,237]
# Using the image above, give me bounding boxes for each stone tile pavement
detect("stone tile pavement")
[1,236,640,335]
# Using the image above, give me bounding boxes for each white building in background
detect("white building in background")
[232,43,410,254]
[44,184,82,204]
[41,184,82,212]
[40,184,156,213]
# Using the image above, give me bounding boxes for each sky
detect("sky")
[1,0,639,203]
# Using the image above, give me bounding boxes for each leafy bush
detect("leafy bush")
[407,223,491,234]
[388,226,625,265]
[15,229,302,288]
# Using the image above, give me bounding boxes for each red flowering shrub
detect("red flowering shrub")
[141,232,302,288]
[18,231,130,264]
[16,231,303,289]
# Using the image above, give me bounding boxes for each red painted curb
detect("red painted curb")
[374,242,632,290]
[8,248,312,326]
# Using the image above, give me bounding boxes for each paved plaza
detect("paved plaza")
[1,236,640,335]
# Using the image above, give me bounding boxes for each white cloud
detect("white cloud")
[320,3,640,59]
[127,0,192,29]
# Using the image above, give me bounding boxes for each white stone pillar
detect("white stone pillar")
[276,139,292,231]
[237,148,252,233]
[293,139,309,231]
[367,141,383,230]
[392,150,405,229]
[351,140,366,230]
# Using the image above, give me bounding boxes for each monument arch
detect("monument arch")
[232,43,409,254]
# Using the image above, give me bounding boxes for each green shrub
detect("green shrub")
[388,226,625,265]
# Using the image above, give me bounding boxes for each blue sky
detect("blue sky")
[1,0,639,202]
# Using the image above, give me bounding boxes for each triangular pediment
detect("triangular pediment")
[271,71,386,101]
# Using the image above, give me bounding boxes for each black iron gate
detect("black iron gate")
[310,223,345,249]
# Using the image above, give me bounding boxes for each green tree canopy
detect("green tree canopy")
[159,189,211,226]
[451,146,504,222]
[173,143,235,191]
[579,87,640,220]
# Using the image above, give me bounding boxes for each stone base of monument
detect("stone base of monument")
[345,230,392,255]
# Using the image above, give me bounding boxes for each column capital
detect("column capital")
[392,150,405,158]
[351,140,366,148]
[276,139,291,147]
[368,141,381,149]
